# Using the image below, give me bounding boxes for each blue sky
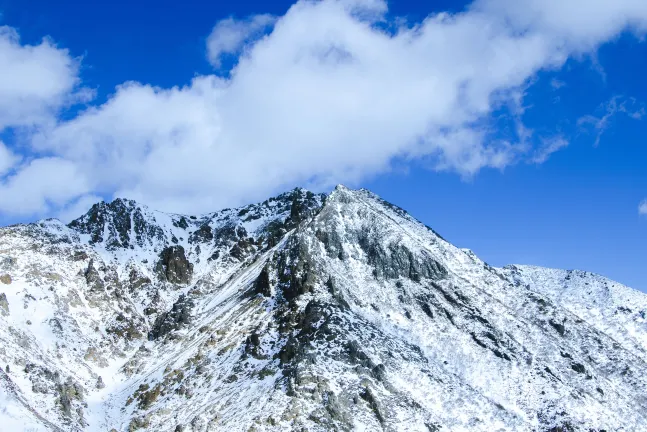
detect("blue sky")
[0,0,646,290]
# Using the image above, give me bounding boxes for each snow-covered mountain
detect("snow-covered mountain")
[1,185,646,432]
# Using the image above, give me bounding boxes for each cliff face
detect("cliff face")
[0,186,645,431]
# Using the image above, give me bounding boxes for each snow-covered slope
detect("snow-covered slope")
[0,186,645,431]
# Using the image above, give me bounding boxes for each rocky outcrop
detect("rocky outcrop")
[149,295,194,340]
[358,239,447,282]
[188,224,213,244]
[68,198,166,249]
[249,264,271,297]
[155,246,193,285]
[0,292,8,316]
[0,273,11,284]
[84,259,104,292]
[1,185,647,432]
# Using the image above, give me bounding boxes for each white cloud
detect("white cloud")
[550,78,566,90]
[472,0,647,52]
[531,137,569,164]
[207,14,276,68]
[3,0,647,218]
[0,141,20,176]
[0,158,90,216]
[0,25,85,130]
[578,96,645,146]
[0,24,87,217]
[55,194,102,223]
[640,200,647,216]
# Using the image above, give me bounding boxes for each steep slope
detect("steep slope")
[0,186,646,431]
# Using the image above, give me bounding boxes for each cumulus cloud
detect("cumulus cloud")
[207,14,276,68]
[0,25,86,130]
[0,141,19,176]
[0,157,90,216]
[2,0,647,218]
[0,24,87,216]
[55,194,102,224]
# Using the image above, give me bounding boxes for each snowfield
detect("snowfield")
[0,186,645,431]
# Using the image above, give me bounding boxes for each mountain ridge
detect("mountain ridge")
[1,185,646,431]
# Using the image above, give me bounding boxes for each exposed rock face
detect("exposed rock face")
[188,224,213,244]
[0,274,11,284]
[68,198,166,249]
[0,292,8,316]
[84,259,104,291]
[155,246,193,285]
[1,186,646,432]
[149,295,194,340]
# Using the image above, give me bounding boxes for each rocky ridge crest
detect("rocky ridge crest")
[0,186,646,431]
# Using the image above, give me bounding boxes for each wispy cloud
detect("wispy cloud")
[206,14,276,69]
[531,137,569,164]
[578,96,645,147]
[639,200,647,216]
[550,78,566,90]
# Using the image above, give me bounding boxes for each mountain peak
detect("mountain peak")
[1,186,646,431]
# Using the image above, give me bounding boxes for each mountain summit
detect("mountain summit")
[1,186,646,431]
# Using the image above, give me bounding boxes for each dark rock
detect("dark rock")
[244,331,266,359]
[289,196,303,226]
[136,383,163,410]
[346,340,376,369]
[49,318,64,333]
[426,422,442,432]
[250,265,272,297]
[236,226,247,238]
[56,378,84,418]
[0,292,9,316]
[359,387,384,424]
[264,220,287,249]
[189,224,213,244]
[357,237,447,282]
[128,416,150,431]
[571,363,586,374]
[549,319,566,336]
[69,199,165,249]
[129,268,151,290]
[149,295,194,340]
[155,246,193,284]
[106,317,144,341]
[371,364,388,383]
[207,250,220,262]
[84,260,104,292]
[274,245,316,302]
[229,244,244,261]
[72,251,88,261]
[415,295,435,318]
[174,217,189,229]
[545,424,575,432]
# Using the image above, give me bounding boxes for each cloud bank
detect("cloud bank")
[0,26,86,131]
[1,0,647,218]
